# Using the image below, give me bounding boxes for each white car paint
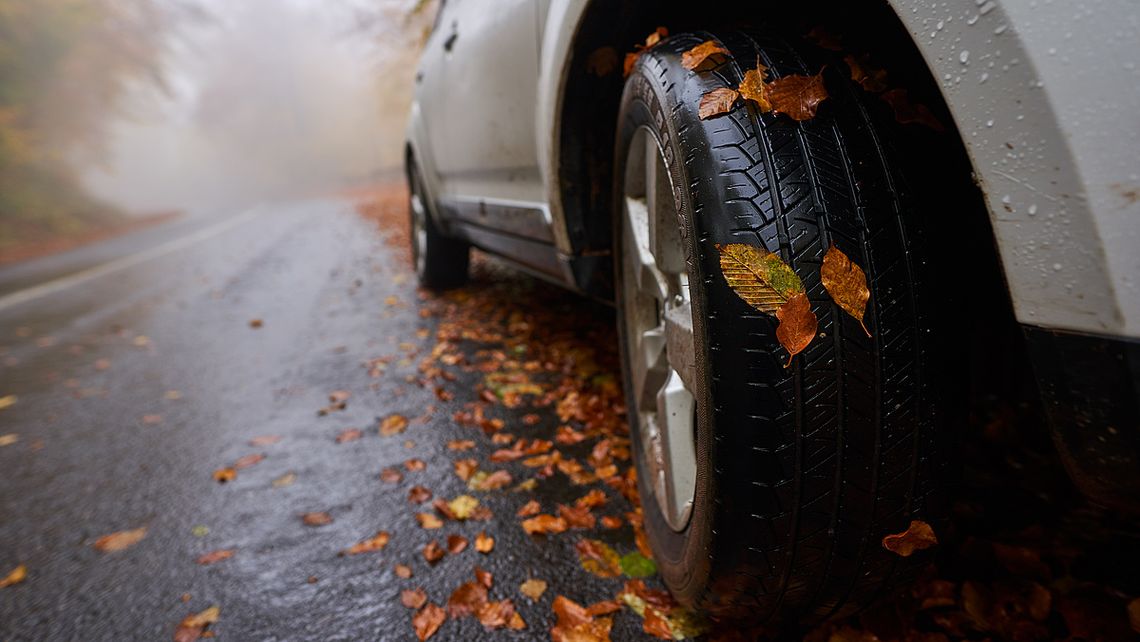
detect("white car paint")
[411,0,1140,338]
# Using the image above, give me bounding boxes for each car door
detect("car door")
[432,0,549,235]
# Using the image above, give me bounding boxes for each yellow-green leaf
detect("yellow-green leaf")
[718,243,803,314]
[820,245,871,336]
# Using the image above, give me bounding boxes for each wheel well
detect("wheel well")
[557,0,1036,437]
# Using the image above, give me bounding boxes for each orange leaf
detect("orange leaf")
[447,534,468,554]
[551,595,613,642]
[0,564,27,588]
[233,453,264,469]
[881,89,944,131]
[405,458,426,471]
[737,67,771,111]
[301,512,333,527]
[380,467,403,483]
[521,514,567,535]
[412,603,445,640]
[766,72,829,121]
[476,599,518,629]
[336,428,363,443]
[343,531,389,555]
[448,581,489,618]
[402,588,428,609]
[698,88,739,120]
[417,513,444,529]
[380,414,409,436]
[559,503,597,529]
[94,527,147,552]
[408,485,433,503]
[520,578,547,601]
[447,439,475,451]
[475,565,493,589]
[821,245,871,336]
[475,531,495,553]
[681,40,728,70]
[212,467,236,483]
[248,435,280,447]
[576,539,622,578]
[422,540,445,564]
[196,549,234,565]
[881,520,938,557]
[174,605,219,642]
[517,500,541,517]
[775,292,818,367]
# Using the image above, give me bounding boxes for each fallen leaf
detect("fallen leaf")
[174,605,219,642]
[881,88,945,131]
[718,243,803,314]
[587,600,623,617]
[408,485,433,503]
[821,245,871,336]
[551,595,613,642]
[576,539,622,578]
[845,54,889,93]
[0,564,27,588]
[601,516,623,529]
[405,458,426,472]
[395,564,413,578]
[559,503,597,529]
[469,469,513,491]
[446,495,480,520]
[249,318,263,328]
[141,414,163,425]
[402,588,428,609]
[881,520,938,557]
[343,531,390,555]
[336,428,363,443]
[477,599,519,630]
[412,603,445,640]
[448,581,489,618]
[698,88,739,120]
[302,512,333,527]
[380,467,403,483]
[619,551,658,578]
[272,472,296,488]
[196,549,234,565]
[475,531,494,553]
[522,514,568,535]
[738,67,771,111]
[233,453,264,469]
[454,458,478,481]
[447,439,475,451]
[766,72,829,121]
[0,434,18,447]
[380,414,409,436]
[0,395,17,410]
[328,390,350,403]
[681,40,728,70]
[517,500,541,517]
[213,468,236,483]
[775,292,818,367]
[623,27,668,77]
[94,527,147,552]
[422,540,445,564]
[520,578,547,601]
[248,435,281,447]
[475,565,493,589]
[447,534,468,554]
[417,513,444,529]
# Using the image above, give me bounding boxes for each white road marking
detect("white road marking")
[0,206,265,313]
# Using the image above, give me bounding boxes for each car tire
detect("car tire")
[407,160,469,290]
[614,29,962,625]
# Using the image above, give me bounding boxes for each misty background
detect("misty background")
[1,0,434,256]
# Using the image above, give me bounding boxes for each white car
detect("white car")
[406,0,1139,624]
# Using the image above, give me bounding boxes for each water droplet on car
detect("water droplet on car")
[960,50,970,64]
[1027,204,1038,215]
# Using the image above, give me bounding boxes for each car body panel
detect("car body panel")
[411,0,1140,338]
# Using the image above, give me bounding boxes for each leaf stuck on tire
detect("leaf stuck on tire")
[775,293,818,367]
[698,88,738,120]
[681,40,728,70]
[821,246,872,336]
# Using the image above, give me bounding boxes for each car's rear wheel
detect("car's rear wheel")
[614,28,962,625]
[407,160,469,290]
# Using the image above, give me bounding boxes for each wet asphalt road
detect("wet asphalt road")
[0,198,643,641]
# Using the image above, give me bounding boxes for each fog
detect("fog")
[83,0,430,217]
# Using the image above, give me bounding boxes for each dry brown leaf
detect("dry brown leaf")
[766,72,829,121]
[775,293,818,367]
[698,88,739,120]
[881,89,945,131]
[475,531,495,553]
[738,67,771,111]
[559,503,597,529]
[380,467,403,483]
[301,512,333,527]
[601,515,623,529]
[623,27,669,77]
[94,527,147,552]
[417,513,444,529]
[448,581,489,618]
[402,588,428,609]
[248,318,263,328]
[174,605,219,642]
[681,40,728,70]
[718,243,804,314]
[408,485,433,503]
[412,603,445,640]
[212,467,236,483]
[845,54,889,93]
[453,459,478,481]
[394,564,413,578]
[821,245,871,336]
[576,489,607,509]
[422,540,445,564]
[447,439,475,451]
[517,500,541,517]
[447,534,468,554]
[328,390,350,403]
[405,458,426,472]
[551,595,613,642]
[520,578,547,601]
[475,565,493,589]
[336,428,363,443]
[380,414,409,436]
[343,531,390,555]
[587,600,623,617]
[522,514,568,535]
[476,599,519,630]
[469,469,513,491]
[0,564,27,588]
[233,453,264,469]
[196,549,234,565]
[576,539,622,578]
[248,435,280,447]
[882,520,938,557]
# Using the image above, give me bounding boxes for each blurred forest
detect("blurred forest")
[0,0,436,258]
